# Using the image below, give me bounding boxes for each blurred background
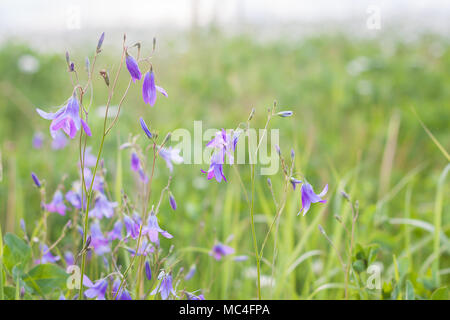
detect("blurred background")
[0,0,449,299]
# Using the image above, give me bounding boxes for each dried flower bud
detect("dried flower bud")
[99,69,110,86]
[340,191,350,201]
[153,37,157,51]
[267,178,272,187]
[248,108,256,121]
[318,224,326,235]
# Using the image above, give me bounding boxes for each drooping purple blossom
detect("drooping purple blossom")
[44,190,67,216]
[35,244,60,264]
[84,278,108,300]
[130,152,148,183]
[125,53,141,82]
[90,222,110,255]
[145,215,173,244]
[82,168,104,192]
[36,94,91,139]
[127,238,154,257]
[112,280,132,300]
[298,182,328,216]
[151,273,176,300]
[32,132,44,149]
[31,172,41,188]
[158,147,183,172]
[186,292,205,300]
[210,242,234,261]
[142,71,167,106]
[65,189,85,210]
[201,152,226,183]
[139,117,152,139]
[124,214,141,240]
[89,193,118,219]
[108,220,123,241]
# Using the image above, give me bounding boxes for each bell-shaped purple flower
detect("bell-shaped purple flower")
[65,189,85,210]
[90,222,110,255]
[90,193,117,219]
[44,190,67,216]
[151,274,176,300]
[31,172,41,188]
[108,220,123,241]
[35,244,60,264]
[112,280,132,300]
[201,152,226,183]
[64,251,74,266]
[184,265,196,280]
[36,94,91,139]
[298,182,328,216]
[145,215,173,243]
[125,53,141,82]
[210,242,234,261]
[84,278,108,300]
[131,152,140,172]
[142,71,167,106]
[124,214,141,240]
[158,147,183,172]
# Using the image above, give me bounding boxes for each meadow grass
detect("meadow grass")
[0,31,448,300]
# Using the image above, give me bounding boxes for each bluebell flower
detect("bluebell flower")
[158,147,183,172]
[298,182,328,216]
[112,280,132,300]
[84,278,108,300]
[151,273,176,300]
[169,192,177,211]
[108,221,123,241]
[145,215,173,244]
[90,193,117,219]
[90,222,110,255]
[145,261,152,281]
[64,251,74,266]
[142,71,167,106]
[35,244,60,264]
[210,243,234,260]
[65,189,85,210]
[36,94,91,139]
[44,190,67,215]
[184,265,196,280]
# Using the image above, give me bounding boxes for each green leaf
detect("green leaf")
[405,280,415,300]
[3,286,33,300]
[23,264,68,296]
[3,233,31,272]
[431,287,448,300]
[353,259,366,273]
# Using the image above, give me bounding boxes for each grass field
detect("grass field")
[0,30,448,300]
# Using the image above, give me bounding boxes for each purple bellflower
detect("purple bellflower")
[82,146,97,167]
[65,189,85,210]
[184,265,196,280]
[90,222,110,255]
[145,215,173,244]
[84,278,108,300]
[64,251,74,266]
[112,280,132,300]
[151,273,176,300]
[108,221,123,241]
[210,243,234,261]
[158,147,183,172]
[130,152,148,183]
[90,193,118,219]
[125,53,141,82]
[142,70,167,106]
[35,244,60,264]
[201,152,227,183]
[298,182,328,216]
[124,214,141,240]
[36,94,91,139]
[31,172,41,188]
[44,190,67,216]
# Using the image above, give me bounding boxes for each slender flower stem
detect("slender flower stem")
[78,39,127,299]
[249,163,261,299]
